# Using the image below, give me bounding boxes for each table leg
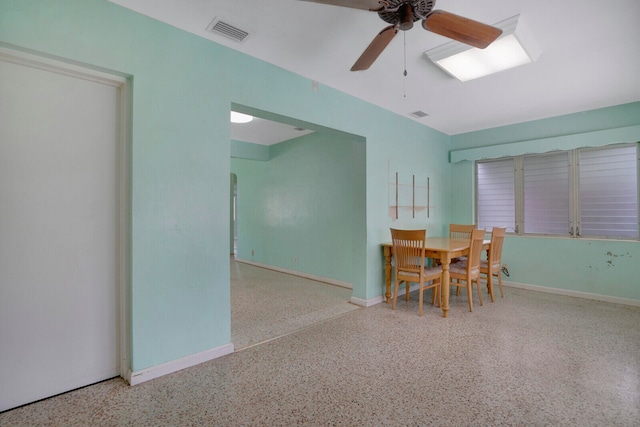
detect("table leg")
[383,246,392,303]
[441,253,451,318]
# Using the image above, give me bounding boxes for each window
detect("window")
[579,145,638,238]
[476,143,639,239]
[477,159,516,232]
[523,152,570,235]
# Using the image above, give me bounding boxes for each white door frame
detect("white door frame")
[0,45,131,382]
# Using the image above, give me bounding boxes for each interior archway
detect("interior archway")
[229,104,366,349]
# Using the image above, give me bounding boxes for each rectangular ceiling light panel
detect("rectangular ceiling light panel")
[424,15,540,82]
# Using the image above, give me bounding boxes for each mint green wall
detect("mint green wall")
[1,0,451,371]
[451,102,640,150]
[231,132,361,283]
[360,118,451,298]
[224,49,452,300]
[504,237,638,299]
[231,140,270,161]
[448,161,476,225]
[450,104,640,301]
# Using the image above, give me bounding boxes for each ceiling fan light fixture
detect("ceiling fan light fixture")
[424,15,540,82]
[230,111,254,123]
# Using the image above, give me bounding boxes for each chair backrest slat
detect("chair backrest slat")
[390,229,426,273]
[450,224,475,240]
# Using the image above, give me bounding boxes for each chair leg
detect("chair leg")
[487,273,494,302]
[392,279,401,310]
[497,271,504,298]
[475,279,483,306]
[418,285,424,316]
[466,281,474,312]
[406,281,410,301]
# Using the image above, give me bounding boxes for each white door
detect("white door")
[0,50,125,412]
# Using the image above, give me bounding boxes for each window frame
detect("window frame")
[475,142,640,240]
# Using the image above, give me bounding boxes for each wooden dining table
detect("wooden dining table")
[381,237,490,318]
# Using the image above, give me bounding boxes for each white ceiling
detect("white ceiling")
[111,0,640,141]
[230,116,313,145]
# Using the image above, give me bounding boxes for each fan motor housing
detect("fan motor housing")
[378,0,435,26]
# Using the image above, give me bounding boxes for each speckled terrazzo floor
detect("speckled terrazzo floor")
[2,282,639,426]
[231,260,360,349]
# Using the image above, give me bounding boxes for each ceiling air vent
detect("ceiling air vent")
[206,18,250,43]
[293,127,306,132]
[410,110,429,119]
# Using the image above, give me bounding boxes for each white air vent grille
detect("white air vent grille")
[410,110,429,118]
[206,18,250,43]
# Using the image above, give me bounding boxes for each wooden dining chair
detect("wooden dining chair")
[390,228,442,316]
[449,223,475,264]
[481,227,506,302]
[449,228,485,312]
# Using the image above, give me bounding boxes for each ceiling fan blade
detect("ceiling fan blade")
[298,0,386,12]
[423,10,502,49]
[350,25,398,71]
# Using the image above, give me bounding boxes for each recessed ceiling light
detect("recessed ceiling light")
[230,111,253,123]
[424,15,540,82]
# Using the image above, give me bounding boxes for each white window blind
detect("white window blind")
[477,159,515,232]
[523,152,570,235]
[579,145,638,238]
[476,144,638,240]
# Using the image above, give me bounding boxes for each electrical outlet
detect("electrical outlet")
[293,256,298,264]
[251,249,254,257]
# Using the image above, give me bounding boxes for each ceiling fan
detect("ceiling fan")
[299,0,503,71]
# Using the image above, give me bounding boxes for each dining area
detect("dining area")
[382,224,506,318]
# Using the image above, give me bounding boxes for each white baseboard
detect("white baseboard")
[503,281,640,307]
[235,258,352,289]
[350,295,382,307]
[352,283,423,307]
[235,258,640,309]
[366,281,640,308]
[126,343,234,386]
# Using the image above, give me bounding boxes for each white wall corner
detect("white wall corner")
[126,343,234,386]
[350,295,384,307]
[351,283,422,307]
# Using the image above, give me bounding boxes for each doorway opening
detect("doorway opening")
[231,173,238,256]
[229,104,366,349]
